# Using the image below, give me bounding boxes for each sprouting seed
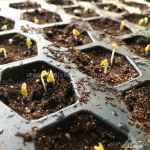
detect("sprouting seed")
[138,19,144,26]
[103,6,109,11]
[21,83,27,97]
[111,43,118,66]
[26,37,32,54]
[34,17,39,24]
[145,44,150,54]
[0,48,7,58]
[1,25,7,31]
[41,70,48,92]
[47,70,55,86]
[100,59,108,74]
[120,21,125,30]
[94,142,104,150]
[144,17,148,24]
[72,29,80,44]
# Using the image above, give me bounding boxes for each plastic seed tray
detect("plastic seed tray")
[0,0,150,150]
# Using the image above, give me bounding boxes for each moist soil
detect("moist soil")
[122,83,150,133]
[123,36,150,60]
[49,47,138,86]
[0,33,37,64]
[9,1,41,10]
[34,112,127,150]
[21,9,62,24]
[122,13,150,28]
[64,6,99,18]
[0,62,77,120]
[88,18,132,36]
[45,0,73,5]
[0,16,15,31]
[97,4,127,13]
[43,20,92,48]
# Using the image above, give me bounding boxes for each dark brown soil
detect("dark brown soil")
[0,16,15,31]
[0,33,37,64]
[49,47,139,86]
[78,0,100,2]
[97,4,127,13]
[21,9,62,24]
[123,36,150,60]
[0,62,77,120]
[34,112,127,150]
[88,18,132,36]
[122,83,150,133]
[64,7,99,18]
[45,0,73,5]
[122,13,150,28]
[43,20,92,48]
[9,1,41,10]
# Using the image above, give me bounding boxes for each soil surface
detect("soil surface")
[123,36,150,60]
[88,18,132,36]
[0,33,37,64]
[122,83,150,133]
[0,16,15,31]
[49,47,138,86]
[45,0,73,5]
[123,13,150,28]
[9,1,41,10]
[78,0,100,2]
[34,112,127,150]
[97,4,127,13]
[43,20,92,48]
[64,6,99,18]
[21,9,62,24]
[0,62,77,120]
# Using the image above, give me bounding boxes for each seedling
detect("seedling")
[1,25,7,31]
[145,44,150,54]
[21,83,27,97]
[103,6,109,11]
[26,37,32,54]
[94,142,104,150]
[41,70,48,92]
[47,70,55,86]
[117,5,123,9]
[111,43,118,66]
[138,18,144,26]
[144,17,148,24]
[72,29,80,44]
[100,59,108,74]
[0,48,7,58]
[120,21,125,30]
[9,39,13,44]
[83,7,89,13]
[34,17,39,24]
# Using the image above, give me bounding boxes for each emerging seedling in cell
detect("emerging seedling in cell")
[83,7,89,13]
[100,59,108,74]
[47,70,55,86]
[138,18,144,26]
[1,25,7,31]
[111,43,118,66]
[120,21,125,30]
[34,17,39,24]
[0,48,7,58]
[41,70,48,92]
[26,37,32,54]
[103,6,109,11]
[145,44,150,54]
[9,39,13,44]
[94,142,104,150]
[144,17,148,24]
[21,83,27,97]
[117,5,123,10]
[72,29,80,44]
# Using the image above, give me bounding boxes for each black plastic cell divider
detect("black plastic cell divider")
[0,0,150,150]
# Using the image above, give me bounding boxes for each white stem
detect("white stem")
[41,75,47,92]
[111,49,115,66]
[104,66,107,74]
[3,48,7,58]
[28,45,30,54]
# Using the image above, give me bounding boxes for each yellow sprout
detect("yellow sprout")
[41,70,48,77]
[1,25,7,31]
[73,29,80,37]
[0,48,7,58]
[47,70,55,84]
[120,21,125,30]
[94,142,104,150]
[112,43,118,50]
[103,6,109,11]
[117,5,123,9]
[144,17,148,24]
[0,48,3,53]
[145,44,150,53]
[100,59,108,74]
[34,18,39,24]
[41,70,48,92]
[21,83,27,97]
[138,19,144,26]
[26,37,32,46]
[83,7,89,13]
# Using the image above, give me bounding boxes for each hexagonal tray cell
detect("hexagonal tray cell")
[121,82,150,133]
[64,6,99,18]
[0,33,37,64]
[43,20,92,48]
[20,9,62,24]
[34,111,128,150]
[122,13,150,28]
[0,61,77,120]
[9,1,41,10]
[123,36,150,60]
[45,0,74,5]
[97,3,127,13]
[49,47,139,86]
[88,18,132,36]
[0,16,15,31]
